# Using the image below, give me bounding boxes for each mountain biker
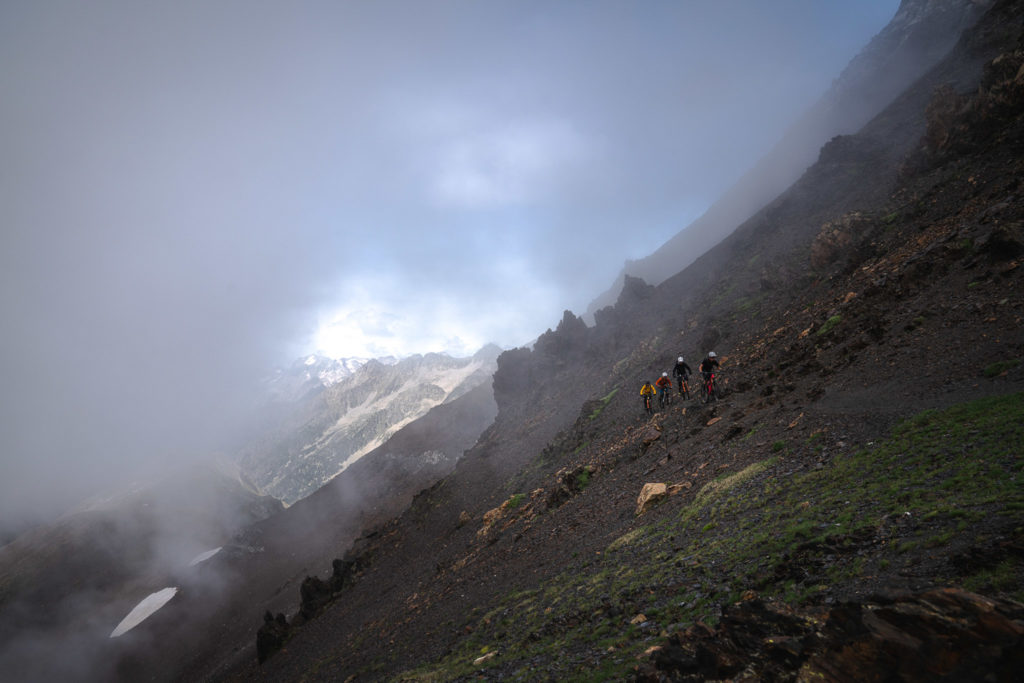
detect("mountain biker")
[655,372,672,407]
[672,356,692,395]
[640,380,656,414]
[700,352,720,396]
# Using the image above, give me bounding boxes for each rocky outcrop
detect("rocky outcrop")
[809,212,875,271]
[634,589,1024,682]
[297,556,361,621]
[545,465,592,510]
[256,611,290,663]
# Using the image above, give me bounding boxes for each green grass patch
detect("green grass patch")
[984,359,1021,378]
[817,315,842,336]
[589,388,620,420]
[576,466,592,489]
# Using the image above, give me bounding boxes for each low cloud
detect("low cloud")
[0,0,899,524]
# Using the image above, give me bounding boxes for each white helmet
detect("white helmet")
[677,356,684,362]
[662,372,668,377]
[709,351,717,358]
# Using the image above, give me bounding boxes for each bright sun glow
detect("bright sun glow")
[311,272,559,360]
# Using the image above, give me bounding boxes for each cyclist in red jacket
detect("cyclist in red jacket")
[655,372,673,408]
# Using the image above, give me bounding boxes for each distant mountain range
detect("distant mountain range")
[239,345,501,504]
[260,354,399,403]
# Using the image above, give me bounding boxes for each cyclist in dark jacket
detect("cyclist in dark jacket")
[672,356,691,395]
[699,351,719,384]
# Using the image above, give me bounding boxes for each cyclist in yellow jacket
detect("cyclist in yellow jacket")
[640,380,656,415]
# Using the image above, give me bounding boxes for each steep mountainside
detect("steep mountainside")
[588,0,988,316]
[0,466,282,682]
[233,1,1024,680]
[239,346,499,503]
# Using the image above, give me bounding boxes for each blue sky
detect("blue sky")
[0,0,899,523]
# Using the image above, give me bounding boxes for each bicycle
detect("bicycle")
[643,393,654,415]
[658,387,673,410]
[700,372,717,403]
[677,375,691,400]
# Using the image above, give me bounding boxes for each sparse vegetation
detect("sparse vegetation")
[589,388,619,420]
[506,493,526,510]
[397,394,1024,680]
[984,359,1021,377]
[575,466,592,489]
[816,315,842,336]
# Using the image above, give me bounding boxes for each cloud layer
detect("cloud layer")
[0,0,898,524]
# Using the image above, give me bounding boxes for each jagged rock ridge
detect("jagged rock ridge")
[588,0,989,316]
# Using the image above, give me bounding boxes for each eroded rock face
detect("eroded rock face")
[633,588,1024,682]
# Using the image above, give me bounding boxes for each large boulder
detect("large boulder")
[636,483,668,515]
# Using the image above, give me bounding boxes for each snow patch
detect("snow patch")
[187,547,222,567]
[109,587,178,638]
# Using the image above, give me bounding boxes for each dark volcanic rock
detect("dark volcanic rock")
[634,589,1024,682]
[805,588,1024,681]
[256,612,290,664]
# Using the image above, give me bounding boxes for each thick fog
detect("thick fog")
[0,1,898,529]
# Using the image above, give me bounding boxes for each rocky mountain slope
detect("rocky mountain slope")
[588,0,988,316]
[239,346,499,504]
[4,1,1020,681]
[0,465,282,681]
[229,1,1024,680]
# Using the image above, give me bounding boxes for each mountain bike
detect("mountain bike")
[658,387,673,409]
[677,375,691,400]
[643,393,654,415]
[700,372,717,403]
